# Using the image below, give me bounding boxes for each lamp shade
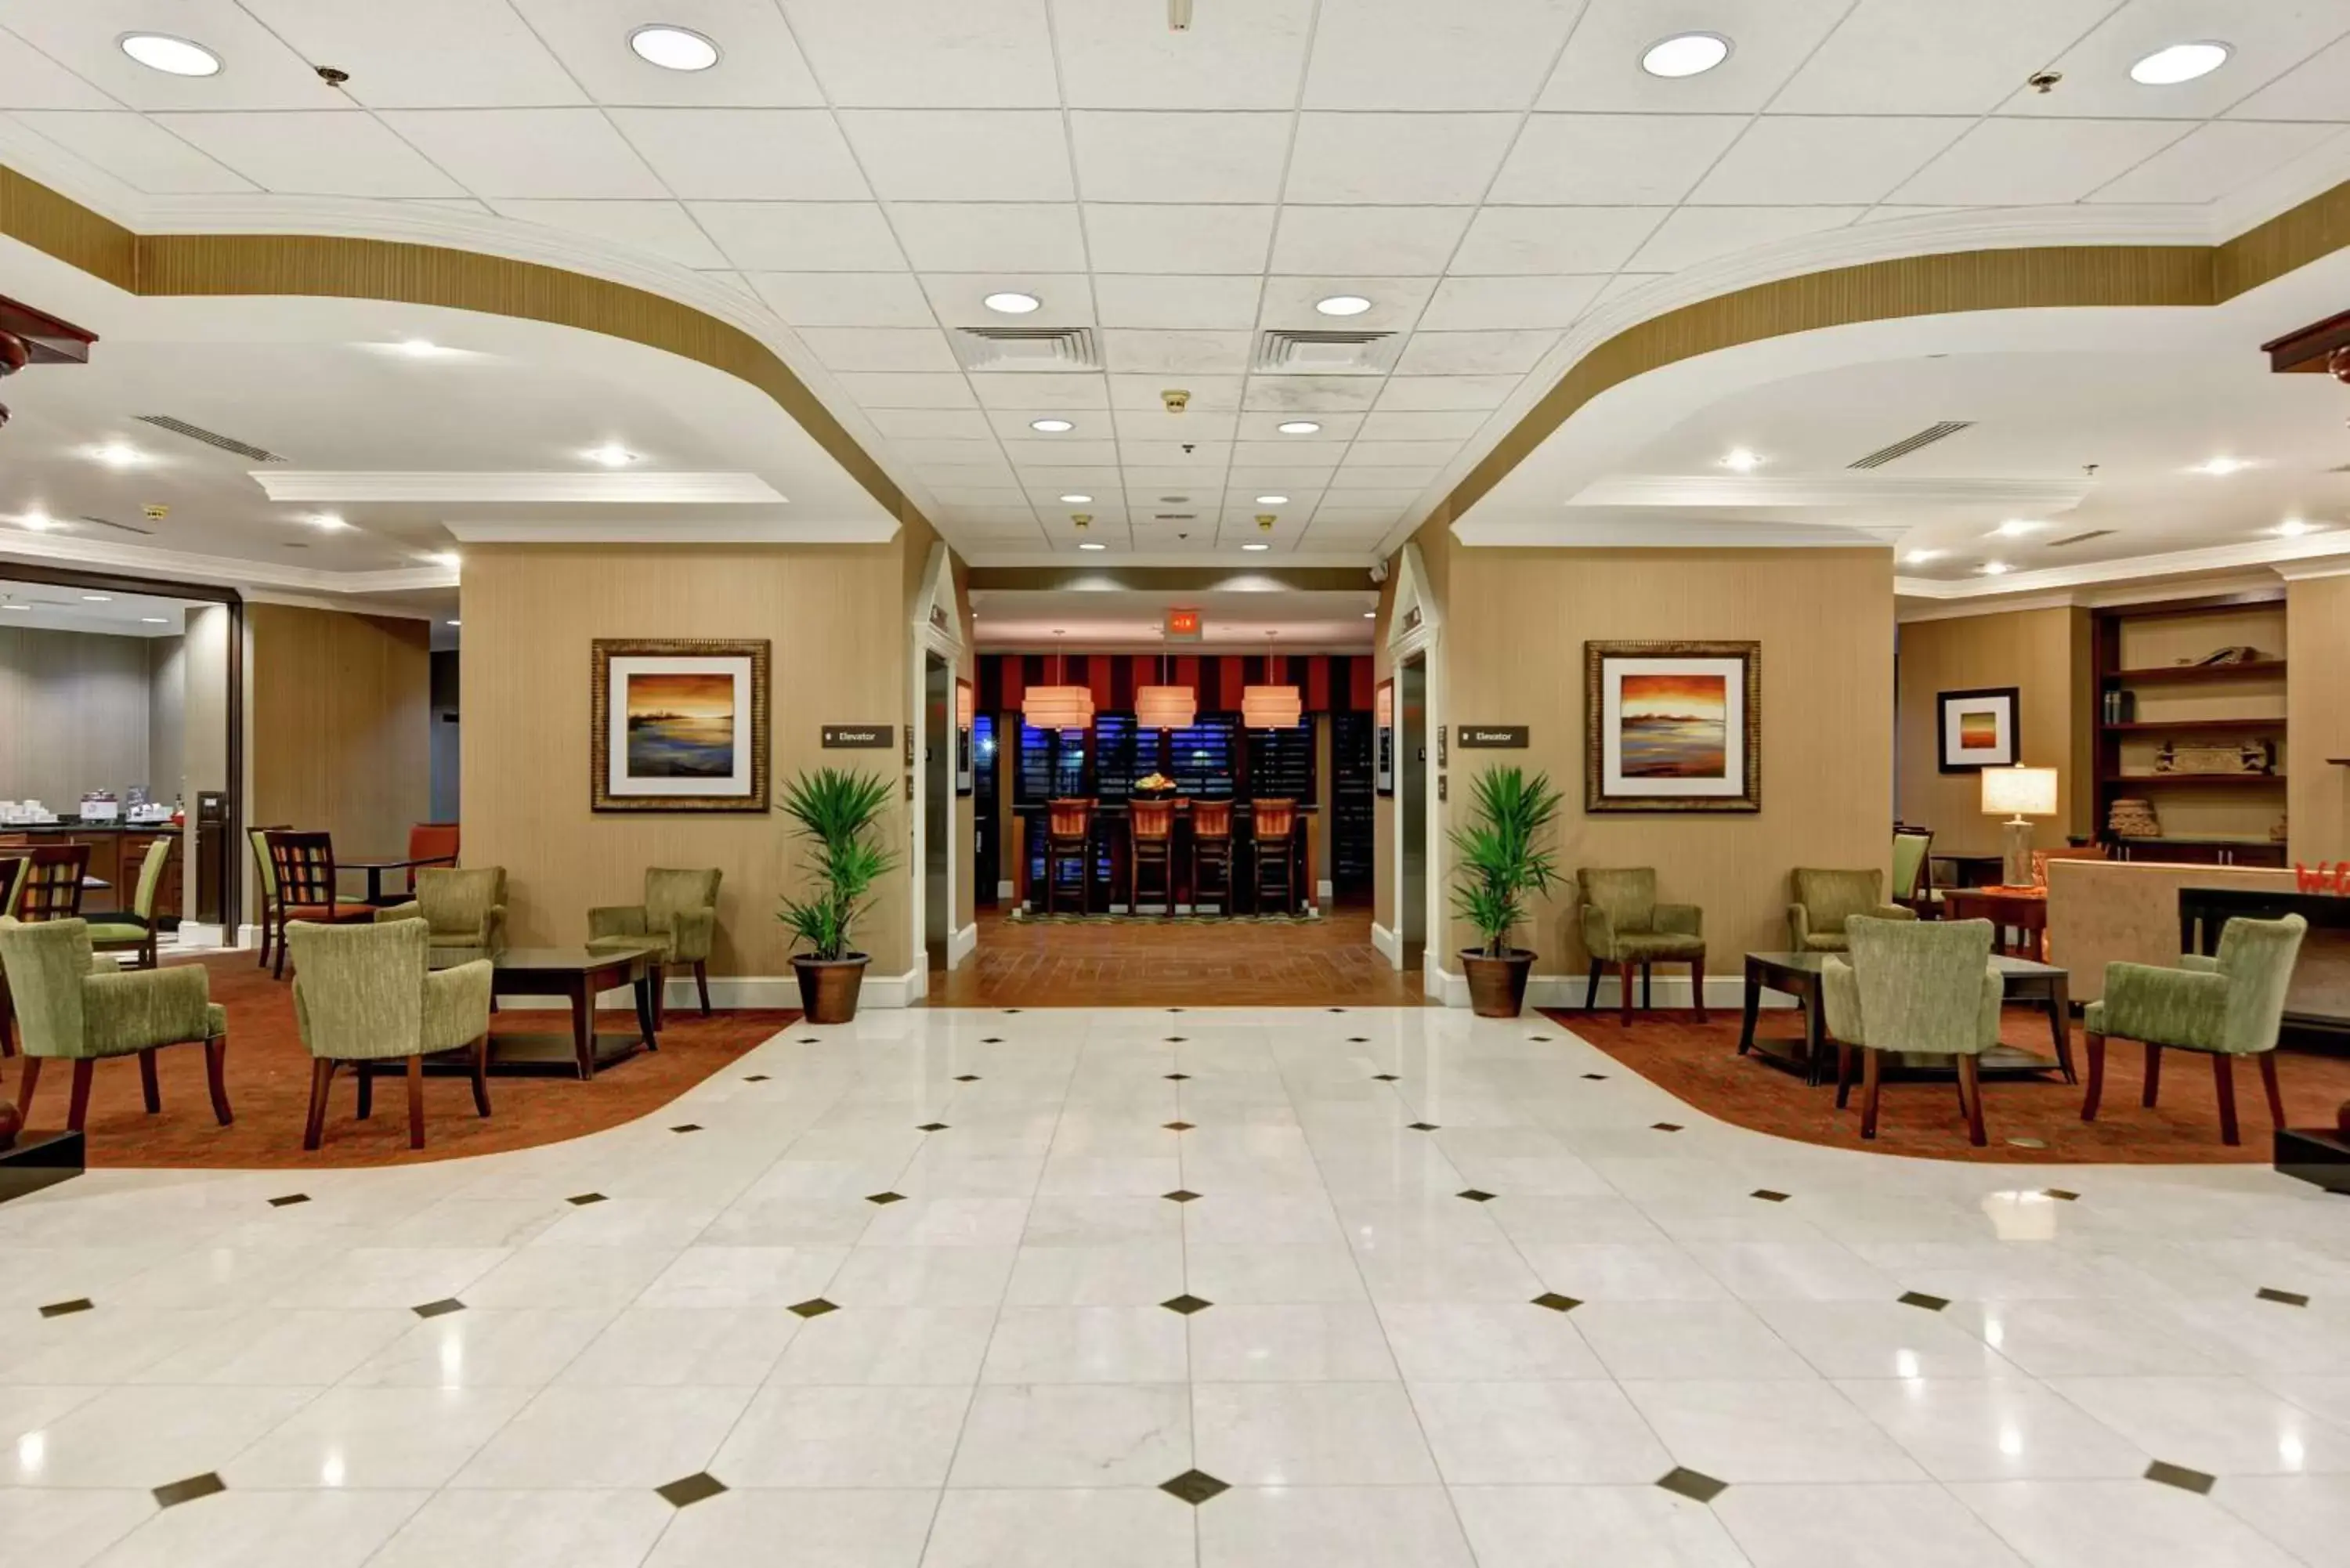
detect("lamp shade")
[1135,684,1195,729]
[1981,764,2058,818]
[1021,684,1094,731]
[1241,684,1302,728]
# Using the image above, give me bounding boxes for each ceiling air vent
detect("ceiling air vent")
[134,414,288,463]
[1847,421,1974,469]
[1254,328,1399,375]
[949,326,1101,372]
[1153,513,1197,522]
[76,513,154,536]
[2047,528,2114,547]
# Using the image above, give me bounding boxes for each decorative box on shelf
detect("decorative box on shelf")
[2153,739,2274,775]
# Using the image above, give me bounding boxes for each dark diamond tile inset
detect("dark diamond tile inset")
[413,1298,466,1319]
[1164,1037,1188,1044]
[1582,1073,1609,1081]
[982,1038,1006,1044]
[152,1472,226,1509]
[1327,1007,1347,1014]
[1531,1292,1582,1313]
[1162,1190,1202,1204]
[797,1038,820,1044]
[1457,1190,1495,1203]
[1372,1073,1400,1082]
[1750,1190,1790,1204]
[1160,1293,1213,1316]
[671,1124,703,1134]
[1529,1035,1553,1042]
[1898,1291,1950,1312]
[656,1471,728,1508]
[788,1298,840,1319]
[1166,1072,1191,1081]
[1163,1121,1195,1132]
[954,1074,981,1082]
[865,1192,907,1206]
[1656,1466,1728,1505]
[2145,1459,2215,1494]
[743,1075,771,1083]
[1651,1122,1683,1133]
[1407,1122,1440,1132]
[2042,1188,2080,1201]
[38,1298,93,1318]
[1347,1036,1371,1043]
[266,1194,310,1209]
[2257,1287,2311,1307]
[1161,1469,1229,1505]
[567,1193,609,1206]
[917,1122,949,1133]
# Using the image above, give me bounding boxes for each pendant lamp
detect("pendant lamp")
[1135,645,1195,730]
[1242,637,1302,729]
[1021,638,1094,731]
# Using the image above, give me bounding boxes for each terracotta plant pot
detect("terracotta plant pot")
[1460,948,1535,1019]
[793,954,870,1024]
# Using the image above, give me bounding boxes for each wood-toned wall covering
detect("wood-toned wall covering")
[1895,608,2092,856]
[248,605,429,862]
[1440,547,1896,973]
[461,544,913,978]
[2287,574,2350,862]
[0,624,161,804]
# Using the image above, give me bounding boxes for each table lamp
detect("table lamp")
[1981,764,2058,887]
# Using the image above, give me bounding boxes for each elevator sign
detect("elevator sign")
[1165,608,1202,641]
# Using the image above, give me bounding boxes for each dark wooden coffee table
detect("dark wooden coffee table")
[482,945,663,1080]
[1739,949,2073,1086]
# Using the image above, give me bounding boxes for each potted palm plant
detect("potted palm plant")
[778,767,897,1024]
[1449,765,1565,1018]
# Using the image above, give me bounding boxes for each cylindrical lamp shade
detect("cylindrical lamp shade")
[1981,765,2059,818]
[956,682,974,729]
[1135,684,1196,729]
[1021,685,1094,731]
[1241,685,1303,728]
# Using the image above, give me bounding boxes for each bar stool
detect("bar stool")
[1043,798,1094,916]
[1249,799,1299,916]
[1190,800,1235,916]
[1128,798,1177,917]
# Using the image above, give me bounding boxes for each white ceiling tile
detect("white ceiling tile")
[919,274,1094,327]
[986,408,1117,439]
[1125,465,1230,489]
[0,31,118,109]
[1117,439,1235,467]
[1242,378,1386,413]
[1892,118,2196,205]
[1343,439,1466,465]
[1233,443,1342,468]
[607,109,868,200]
[1102,329,1255,375]
[1774,0,2117,115]
[239,0,586,108]
[1857,207,1964,225]
[0,2,342,110]
[378,109,667,198]
[7,112,254,194]
[1224,466,1340,489]
[892,437,1010,464]
[1330,464,1442,487]
[829,372,978,407]
[918,463,1021,486]
[1393,331,1559,375]
[1050,0,1314,108]
[489,200,732,269]
[971,379,1112,413]
[997,438,1121,464]
[839,110,1073,201]
[1589,273,1668,308]
[1271,207,1475,274]
[1690,117,1972,206]
[748,271,937,326]
[1357,410,1492,442]
[508,0,826,107]
[1112,374,1244,410]
[1626,205,1862,271]
[1084,204,1278,273]
[888,204,1087,271]
[1374,375,1524,411]
[1070,112,1292,203]
[1540,0,1853,114]
[1306,0,1589,109]
[870,409,999,440]
[797,327,960,373]
[777,0,1061,107]
[1236,410,1365,439]
[1093,276,1267,330]
[1112,406,1239,441]
[689,201,906,269]
[930,485,1031,504]
[1997,0,2350,121]
[1418,275,1608,331]
[1309,487,1425,506]
[143,111,459,197]
[1450,207,1664,273]
[2228,33,2350,121]
[2088,121,2348,204]
[1491,115,1747,204]
[1258,276,1437,333]
[1285,113,1520,204]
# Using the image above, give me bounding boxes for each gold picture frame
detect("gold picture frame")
[591,638,771,813]
[1584,640,1761,814]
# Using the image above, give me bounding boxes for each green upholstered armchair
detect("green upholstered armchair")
[287,918,494,1151]
[1788,867,1917,952]
[0,917,231,1133]
[589,867,722,1015]
[377,866,508,969]
[1578,867,1706,1026]
[87,836,175,969]
[1821,916,2004,1145]
[2082,912,2307,1146]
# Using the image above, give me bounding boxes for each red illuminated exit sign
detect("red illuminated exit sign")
[1165,608,1203,641]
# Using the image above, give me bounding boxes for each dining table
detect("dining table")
[340,854,458,906]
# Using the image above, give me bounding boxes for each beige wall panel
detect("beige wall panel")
[2289,575,2350,862]
[0,625,154,804]
[248,605,430,862]
[1895,608,2088,856]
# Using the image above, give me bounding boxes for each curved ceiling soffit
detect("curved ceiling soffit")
[0,161,920,540]
[1394,172,2350,558]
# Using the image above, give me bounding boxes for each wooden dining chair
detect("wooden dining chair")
[248,824,291,970]
[0,853,23,920]
[1044,799,1094,916]
[1128,798,1177,917]
[16,844,91,923]
[1190,800,1235,917]
[0,853,19,1057]
[1249,799,1300,916]
[264,831,376,981]
[405,822,461,894]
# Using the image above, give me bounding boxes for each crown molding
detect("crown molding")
[446,518,895,545]
[249,471,786,505]
[960,549,1379,570]
[1566,474,2095,511]
[1454,516,1897,549]
[1897,534,2350,601]
[0,527,456,596]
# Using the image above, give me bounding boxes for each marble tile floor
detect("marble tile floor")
[5,1005,2350,1567]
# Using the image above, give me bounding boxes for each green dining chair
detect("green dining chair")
[248,824,289,970]
[287,918,493,1151]
[87,836,175,969]
[1578,867,1705,1025]
[1824,916,2005,1145]
[0,916,231,1133]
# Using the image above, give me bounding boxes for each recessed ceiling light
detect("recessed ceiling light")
[120,33,222,77]
[1720,447,1764,472]
[1,605,25,612]
[15,511,60,532]
[984,291,1042,315]
[1242,542,1271,551]
[1992,519,2044,537]
[2276,518,2318,537]
[425,551,461,569]
[1059,493,1093,504]
[1255,494,1289,505]
[308,512,349,531]
[81,594,113,603]
[583,443,637,467]
[89,443,146,468]
[396,338,443,358]
[2130,42,2229,85]
[446,619,461,627]
[1363,610,1376,619]
[141,616,169,624]
[1030,418,1075,433]
[1641,32,1730,79]
[1077,541,1106,551]
[628,23,720,71]
[1315,294,1372,317]
[1903,549,1945,564]
[2193,457,2251,476]
[1979,562,2012,576]
[1276,421,1321,435]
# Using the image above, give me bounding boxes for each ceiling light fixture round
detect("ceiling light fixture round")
[627,24,720,72]
[1242,542,1271,551]
[309,512,349,531]
[1276,420,1321,435]
[1640,31,1730,79]
[1979,562,2012,576]
[1030,417,1075,433]
[1720,447,1764,472]
[1903,549,1945,564]
[142,616,170,624]
[81,594,113,603]
[583,443,637,467]
[1314,294,1372,317]
[120,33,222,77]
[2193,456,2250,476]
[2129,41,2229,85]
[1059,493,1092,504]
[91,443,145,468]
[2276,518,2317,537]
[1255,494,1289,505]
[1992,519,2044,537]
[16,511,60,533]
[446,620,461,627]
[1078,541,1106,551]
[983,291,1042,315]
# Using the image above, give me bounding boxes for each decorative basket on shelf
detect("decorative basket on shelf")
[2107,797,2163,840]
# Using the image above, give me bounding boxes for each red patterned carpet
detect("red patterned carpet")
[4,953,798,1169]
[1538,1006,2350,1164]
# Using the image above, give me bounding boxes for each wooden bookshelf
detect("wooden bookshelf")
[2103,659,2287,685]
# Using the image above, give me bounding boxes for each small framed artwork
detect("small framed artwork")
[1937,686,2019,773]
[1584,641,1761,814]
[956,679,976,797]
[1374,679,1395,797]
[591,638,771,813]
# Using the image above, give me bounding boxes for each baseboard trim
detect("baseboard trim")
[949,922,978,966]
[996,880,1014,901]
[505,966,928,1013]
[1316,878,1334,904]
[1429,968,1791,1012]
[1370,921,1401,965]
[175,922,230,949]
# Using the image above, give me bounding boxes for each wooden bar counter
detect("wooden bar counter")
[1010,800,1319,915]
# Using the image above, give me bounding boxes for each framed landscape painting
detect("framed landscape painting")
[1936,686,2019,773]
[591,638,770,813]
[1584,641,1761,814]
